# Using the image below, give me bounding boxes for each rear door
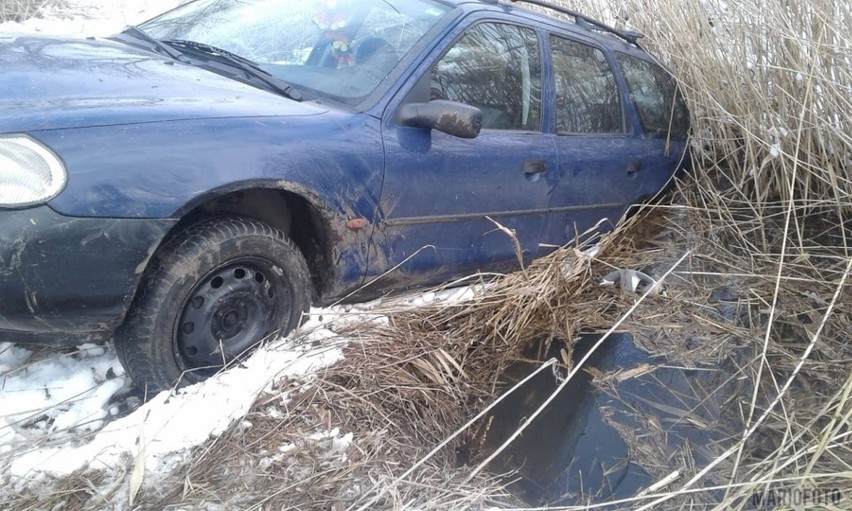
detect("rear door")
[614,52,691,198]
[542,34,643,248]
[369,21,556,286]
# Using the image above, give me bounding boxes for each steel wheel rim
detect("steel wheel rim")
[174,257,292,377]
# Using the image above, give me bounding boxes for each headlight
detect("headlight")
[0,135,67,208]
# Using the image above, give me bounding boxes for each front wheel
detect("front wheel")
[115,216,311,392]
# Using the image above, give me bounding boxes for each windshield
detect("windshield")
[140,0,451,105]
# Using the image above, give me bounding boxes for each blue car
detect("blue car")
[0,0,689,390]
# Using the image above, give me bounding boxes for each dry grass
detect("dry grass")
[133,317,524,510]
[546,0,851,208]
[0,0,57,23]
[587,1,852,507]
[543,202,852,509]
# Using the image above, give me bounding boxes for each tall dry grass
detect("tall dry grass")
[557,0,851,212]
[0,0,55,23]
[490,0,852,508]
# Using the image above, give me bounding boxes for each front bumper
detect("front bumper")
[0,206,175,345]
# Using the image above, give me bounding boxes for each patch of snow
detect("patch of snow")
[330,431,354,452]
[0,285,479,492]
[0,0,185,37]
[0,342,32,372]
[769,144,782,158]
[5,337,344,484]
[259,426,354,470]
[0,344,129,460]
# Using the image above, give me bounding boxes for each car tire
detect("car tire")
[115,216,311,392]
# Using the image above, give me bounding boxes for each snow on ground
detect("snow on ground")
[0,0,184,36]
[0,289,475,493]
[0,311,350,488]
[0,343,127,459]
[6,343,343,481]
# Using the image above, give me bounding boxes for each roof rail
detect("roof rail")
[506,0,644,47]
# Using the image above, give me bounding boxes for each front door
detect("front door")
[369,21,556,287]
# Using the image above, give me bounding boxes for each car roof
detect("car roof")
[437,0,650,57]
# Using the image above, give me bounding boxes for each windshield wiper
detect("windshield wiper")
[163,39,303,101]
[117,25,188,63]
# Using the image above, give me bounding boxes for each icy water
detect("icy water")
[482,333,742,506]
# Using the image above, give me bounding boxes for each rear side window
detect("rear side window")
[431,23,541,131]
[550,35,623,134]
[617,53,690,139]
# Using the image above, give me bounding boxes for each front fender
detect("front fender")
[37,114,383,219]
[35,113,385,295]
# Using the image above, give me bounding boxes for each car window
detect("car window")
[550,35,623,135]
[617,53,690,139]
[430,23,541,131]
[139,0,450,105]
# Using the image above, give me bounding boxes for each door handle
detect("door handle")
[523,160,548,174]
[626,160,642,177]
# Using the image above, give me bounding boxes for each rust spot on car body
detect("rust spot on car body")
[346,218,370,231]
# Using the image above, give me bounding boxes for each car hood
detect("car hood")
[0,34,327,133]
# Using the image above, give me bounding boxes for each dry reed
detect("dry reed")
[0,0,56,23]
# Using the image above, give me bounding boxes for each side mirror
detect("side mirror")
[398,100,482,139]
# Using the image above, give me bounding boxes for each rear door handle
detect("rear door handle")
[626,160,642,176]
[523,160,548,174]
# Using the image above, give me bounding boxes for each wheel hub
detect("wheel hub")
[213,300,248,338]
[176,260,286,374]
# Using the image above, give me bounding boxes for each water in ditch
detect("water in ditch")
[479,332,743,506]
